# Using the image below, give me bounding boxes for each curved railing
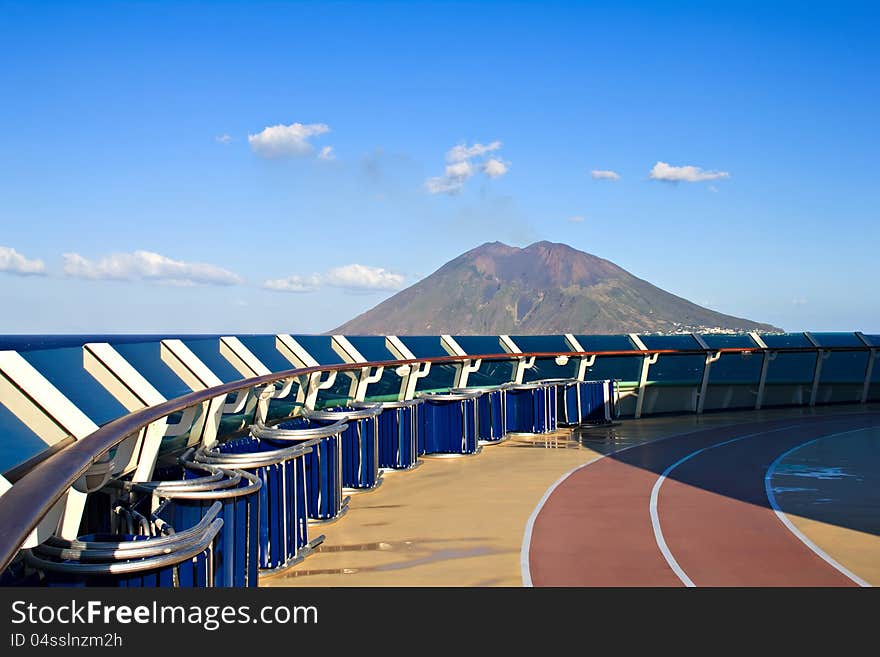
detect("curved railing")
[0,343,874,572]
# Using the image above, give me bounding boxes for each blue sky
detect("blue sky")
[0,0,877,333]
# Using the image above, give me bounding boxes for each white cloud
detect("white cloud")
[248,122,330,159]
[446,141,502,163]
[482,158,509,178]
[263,264,405,293]
[0,246,46,276]
[262,274,321,293]
[649,161,730,183]
[318,145,335,161]
[591,169,620,180]
[791,297,808,306]
[425,176,466,194]
[567,215,585,223]
[62,250,243,286]
[215,134,232,144]
[426,140,508,194]
[445,160,474,179]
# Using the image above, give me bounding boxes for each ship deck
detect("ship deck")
[262,403,880,587]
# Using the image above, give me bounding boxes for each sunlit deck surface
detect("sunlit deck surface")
[262,403,880,587]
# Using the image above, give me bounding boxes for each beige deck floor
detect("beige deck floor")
[260,405,880,587]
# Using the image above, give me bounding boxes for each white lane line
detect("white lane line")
[521,410,877,587]
[764,428,873,588]
[649,424,802,587]
[521,419,750,587]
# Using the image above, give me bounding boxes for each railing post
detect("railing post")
[855,332,875,403]
[440,335,481,388]
[385,336,431,400]
[499,335,535,384]
[276,334,340,409]
[804,332,827,407]
[83,342,170,481]
[629,334,656,419]
[692,334,720,415]
[220,336,296,424]
[159,340,227,446]
[564,334,596,381]
[0,351,96,541]
[749,332,773,410]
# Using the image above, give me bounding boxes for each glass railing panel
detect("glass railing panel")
[645,355,705,385]
[236,335,299,373]
[765,352,816,383]
[639,334,702,350]
[112,341,193,401]
[451,335,504,356]
[21,347,128,426]
[814,351,870,404]
[413,363,458,392]
[310,375,353,408]
[344,336,396,362]
[700,333,759,349]
[707,351,763,383]
[574,334,637,352]
[582,355,642,384]
[398,335,449,359]
[510,334,571,353]
[359,368,406,403]
[522,357,579,382]
[0,404,53,474]
[762,351,816,407]
[702,352,763,411]
[180,337,244,384]
[810,332,865,348]
[871,353,880,402]
[452,335,516,385]
[0,334,192,352]
[819,352,870,383]
[865,335,880,348]
[512,335,578,381]
[760,333,812,348]
[289,335,345,365]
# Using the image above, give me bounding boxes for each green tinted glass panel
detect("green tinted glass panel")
[575,335,636,352]
[113,342,192,400]
[701,334,758,349]
[21,347,128,425]
[0,404,52,473]
[761,333,811,348]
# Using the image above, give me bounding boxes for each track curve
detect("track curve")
[526,412,879,587]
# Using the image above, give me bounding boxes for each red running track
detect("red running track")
[526,412,879,587]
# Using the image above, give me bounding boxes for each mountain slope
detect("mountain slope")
[330,241,780,335]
